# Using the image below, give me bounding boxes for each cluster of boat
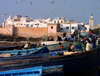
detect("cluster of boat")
[0,40,100,76]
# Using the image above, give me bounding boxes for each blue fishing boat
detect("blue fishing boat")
[0,45,48,57]
[0,52,57,62]
[0,66,43,76]
[0,65,63,76]
[0,48,99,76]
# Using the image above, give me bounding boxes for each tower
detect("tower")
[89,14,94,29]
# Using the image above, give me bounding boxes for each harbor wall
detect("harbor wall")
[0,25,14,36]
[14,27,48,38]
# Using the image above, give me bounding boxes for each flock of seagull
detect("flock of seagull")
[0,0,69,17]
[0,0,100,18]
[0,13,8,17]
[16,0,70,5]
[16,1,33,5]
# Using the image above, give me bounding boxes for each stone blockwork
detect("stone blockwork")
[0,25,14,36]
[14,27,48,38]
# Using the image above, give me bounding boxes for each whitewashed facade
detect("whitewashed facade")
[2,15,90,33]
[60,23,78,33]
[53,17,67,23]
[5,15,49,28]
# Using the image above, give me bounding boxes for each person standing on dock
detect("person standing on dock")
[81,41,86,52]
[73,29,78,40]
[63,32,66,38]
[77,28,81,40]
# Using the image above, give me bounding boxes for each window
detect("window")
[72,27,74,29]
[26,21,30,22]
[21,24,22,25]
[66,27,69,29]
[61,21,63,23]
[31,24,33,27]
[61,28,63,30]
[61,25,63,26]
[54,21,56,23]
[58,21,59,23]
[26,25,29,27]
[35,24,39,25]
[51,26,53,29]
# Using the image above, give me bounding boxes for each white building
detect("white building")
[60,23,78,34]
[4,15,49,28]
[2,15,90,33]
[53,17,68,23]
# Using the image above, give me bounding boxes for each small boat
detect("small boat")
[0,66,43,76]
[0,65,63,76]
[0,45,48,57]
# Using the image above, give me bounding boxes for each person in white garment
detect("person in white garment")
[86,39,93,51]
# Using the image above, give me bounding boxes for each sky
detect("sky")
[0,0,100,25]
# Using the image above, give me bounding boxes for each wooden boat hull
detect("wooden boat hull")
[0,48,98,76]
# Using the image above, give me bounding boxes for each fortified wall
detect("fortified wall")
[0,25,14,36]
[14,27,47,37]
[0,24,60,38]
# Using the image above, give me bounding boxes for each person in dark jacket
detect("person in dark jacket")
[63,32,66,37]
[57,36,62,41]
[73,29,78,40]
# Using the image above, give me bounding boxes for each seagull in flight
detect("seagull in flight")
[42,14,49,16]
[0,13,8,17]
[16,1,22,4]
[83,10,88,12]
[29,1,33,5]
[63,0,69,2]
[0,15,3,17]
[51,1,55,4]
[53,14,57,17]
[3,13,8,15]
